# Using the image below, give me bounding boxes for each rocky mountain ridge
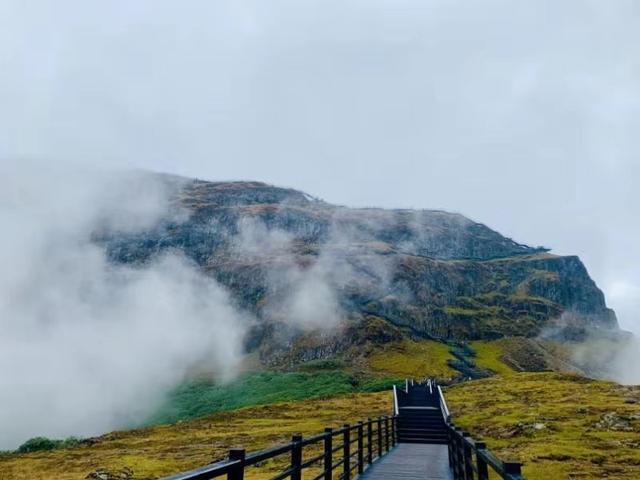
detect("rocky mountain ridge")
[99,176,619,364]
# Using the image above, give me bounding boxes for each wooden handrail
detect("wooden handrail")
[162,414,399,480]
[446,425,524,479]
[165,380,524,480]
[437,385,450,422]
[432,379,525,480]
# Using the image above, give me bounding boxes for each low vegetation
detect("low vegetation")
[446,373,640,480]
[469,340,517,375]
[366,340,456,379]
[0,392,392,480]
[3,338,636,480]
[14,437,82,454]
[147,367,401,427]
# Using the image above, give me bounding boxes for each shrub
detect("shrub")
[16,436,81,453]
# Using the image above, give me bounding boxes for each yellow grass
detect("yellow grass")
[446,372,640,480]
[366,340,456,379]
[0,392,393,480]
[470,340,517,376]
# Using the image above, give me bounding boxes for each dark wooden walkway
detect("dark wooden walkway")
[359,443,453,480]
[163,380,524,480]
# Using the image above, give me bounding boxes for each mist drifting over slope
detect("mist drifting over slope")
[0,162,249,449]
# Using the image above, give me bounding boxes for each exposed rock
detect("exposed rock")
[97,176,619,360]
[594,412,640,432]
[86,467,133,480]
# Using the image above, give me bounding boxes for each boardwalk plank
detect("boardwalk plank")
[359,443,453,480]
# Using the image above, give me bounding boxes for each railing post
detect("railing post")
[462,432,473,480]
[323,428,333,480]
[504,462,523,479]
[377,417,383,458]
[449,428,458,480]
[291,434,302,480]
[391,416,396,446]
[474,442,489,480]
[228,448,245,480]
[384,416,390,452]
[357,422,364,475]
[343,424,351,480]
[446,425,454,469]
[367,419,373,464]
[452,428,464,480]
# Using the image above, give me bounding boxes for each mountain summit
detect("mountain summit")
[100,176,618,364]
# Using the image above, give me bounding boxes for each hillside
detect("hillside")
[98,176,619,366]
[4,175,626,479]
[2,341,639,480]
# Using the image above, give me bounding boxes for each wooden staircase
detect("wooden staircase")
[396,382,448,444]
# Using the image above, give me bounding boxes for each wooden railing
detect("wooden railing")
[163,415,398,480]
[446,426,524,480]
[435,378,525,480]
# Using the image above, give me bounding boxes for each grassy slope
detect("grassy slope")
[0,392,392,480]
[4,338,637,480]
[146,370,357,425]
[470,340,518,375]
[446,373,640,480]
[366,339,456,379]
[0,339,453,479]
[147,340,452,426]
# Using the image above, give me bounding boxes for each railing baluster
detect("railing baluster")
[384,416,390,452]
[449,428,458,480]
[377,417,383,458]
[357,422,364,474]
[462,432,473,480]
[453,428,464,480]
[474,442,489,480]
[291,434,302,480]
[505,461,523,479]
[323,428,333,480]
[391,416,396,446]
[447,426,454,469]
[367,418,373,465]
[228,448,245,480]
[343,424,351,480]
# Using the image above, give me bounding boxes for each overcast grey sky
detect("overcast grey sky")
[1,0,639,332]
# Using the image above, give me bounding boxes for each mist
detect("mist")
[1,1,637,345]
[1,0,639,446]
[0,162,248,450]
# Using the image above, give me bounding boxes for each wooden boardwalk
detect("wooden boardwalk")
[163,380,524,480]
[359,443,453,480]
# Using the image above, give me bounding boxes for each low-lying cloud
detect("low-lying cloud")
[0,162,248,449]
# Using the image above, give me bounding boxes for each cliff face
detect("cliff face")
[99,177,618,360]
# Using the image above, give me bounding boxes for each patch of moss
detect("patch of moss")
[446,372,640,480]
[470,340,517,376]
[366,340,456,379]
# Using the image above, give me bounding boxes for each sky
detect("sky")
[1,0,639,332]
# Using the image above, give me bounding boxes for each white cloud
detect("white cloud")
[0,162,247,449]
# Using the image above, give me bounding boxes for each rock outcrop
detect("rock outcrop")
[98,176,619,361]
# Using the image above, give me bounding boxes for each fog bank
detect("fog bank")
[0,163,248,449]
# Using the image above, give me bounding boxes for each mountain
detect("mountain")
[98,176,619,365]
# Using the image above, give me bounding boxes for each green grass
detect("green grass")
[367,340,456,379]
[147,339,456,426]
[470,340,517,375]
[146,370,402,426]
